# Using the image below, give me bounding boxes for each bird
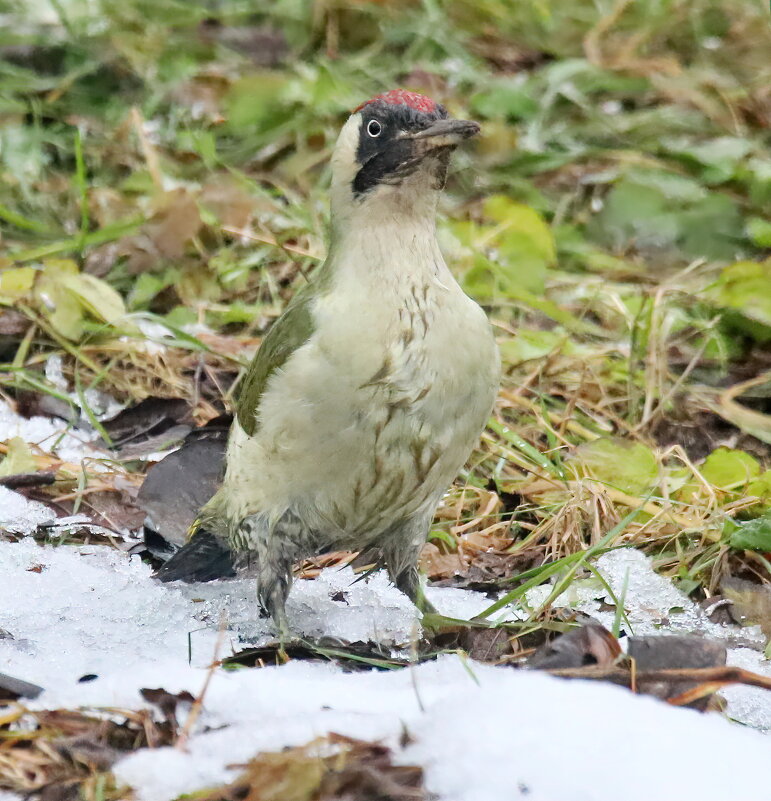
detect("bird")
[156,89,501,636]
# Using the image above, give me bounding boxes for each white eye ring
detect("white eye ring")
[366,119,382,137]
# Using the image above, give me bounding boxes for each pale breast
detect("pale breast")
[224,265,499,545]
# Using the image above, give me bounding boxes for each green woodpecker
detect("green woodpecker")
[157,90,501,633]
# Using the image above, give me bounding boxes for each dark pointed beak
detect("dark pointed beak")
[410,119,480,148]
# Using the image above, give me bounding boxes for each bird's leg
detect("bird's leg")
[392,562,437,616]
[255,543,295,656]
[382,513,437,617]
[241,510,308,654]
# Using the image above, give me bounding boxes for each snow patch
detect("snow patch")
[2,540,771,801]
[0,398,107,467]
[526,547,770,730]
[0,487,56,535]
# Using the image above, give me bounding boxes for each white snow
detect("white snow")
[2,538,771,800]
[528,548,764,646]
[0,398,108,467]
[0,486,56,535]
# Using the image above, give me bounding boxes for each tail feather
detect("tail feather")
[154,529,235,583]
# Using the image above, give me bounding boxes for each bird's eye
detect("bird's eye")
[366,119,382,138]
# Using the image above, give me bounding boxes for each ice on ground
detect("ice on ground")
[44,354,123,421]
[0,540,221,708]
[0,486,56,535]
[725,647,771,732]
[178,566,507,645]
[0,485,119,539]
[527,548,765,647]
[0,540,489,710]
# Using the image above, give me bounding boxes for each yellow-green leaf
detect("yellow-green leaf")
[570,437,658,495]
[59,272,126,326]
[0,266,36,299]
[483,196,556,264]
[0,437,37,477]
[35,274,84,340]
[498,328,575,365]
[701,447,760,490]
[713,259,771,329]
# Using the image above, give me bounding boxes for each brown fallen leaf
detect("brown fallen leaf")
[189,733,433,801]
[529,622,622,669]
[418,541,465,581]
[527,625,746,709]
[627,635,727,710]
[140,687,195,738]
[457,626,517,663]
[720,576,771,638]
[0,707,162,795]
[200,177,256,230]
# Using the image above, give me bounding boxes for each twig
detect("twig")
[545,665,771,696]
[130,107,164,192]
[0,472,56,489]
[176,616,228,751]
[221,226,322,260]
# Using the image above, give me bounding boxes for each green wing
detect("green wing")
[235,292,316,437]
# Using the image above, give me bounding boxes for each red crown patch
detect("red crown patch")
[353,89,438,115]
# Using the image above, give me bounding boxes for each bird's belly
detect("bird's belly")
[225,296,498,545]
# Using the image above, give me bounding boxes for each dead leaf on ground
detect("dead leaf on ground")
[138,432,227,549]
[428,548,543,590]
[530,624,739,709]
[0,308,31,336]
[456,626,517,663]
[102,397,192,446]
[140,687,195,738]
[198,21,288,66]
[200,177,256,230]
[627,635,727,710]
[0,707,164,796]
[296,550,357,579]
[720,576,771,637]
[81,489,146,533]
[120,189,203,273]
[419,541,465,580]
[529,623,622,669]
[190,733,433,801]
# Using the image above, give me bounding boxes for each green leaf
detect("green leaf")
[59,272,127,326]
[701,447,760,489]
[462,198,555,298]
[590,174,744,261]
[713,259,771,330]
[747,218,771,248]
[470,78,539,121]
[729,513,771,552]
[0,437,36,477]
[31,260,127,340]
[498,328,574,364]
[747,471,771,510]
[225,72,290,132]
[0,266,36,299]
[483,196,557,263]
[665,136,753,185]
[35,269,84,341]
[570,437,658,495]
